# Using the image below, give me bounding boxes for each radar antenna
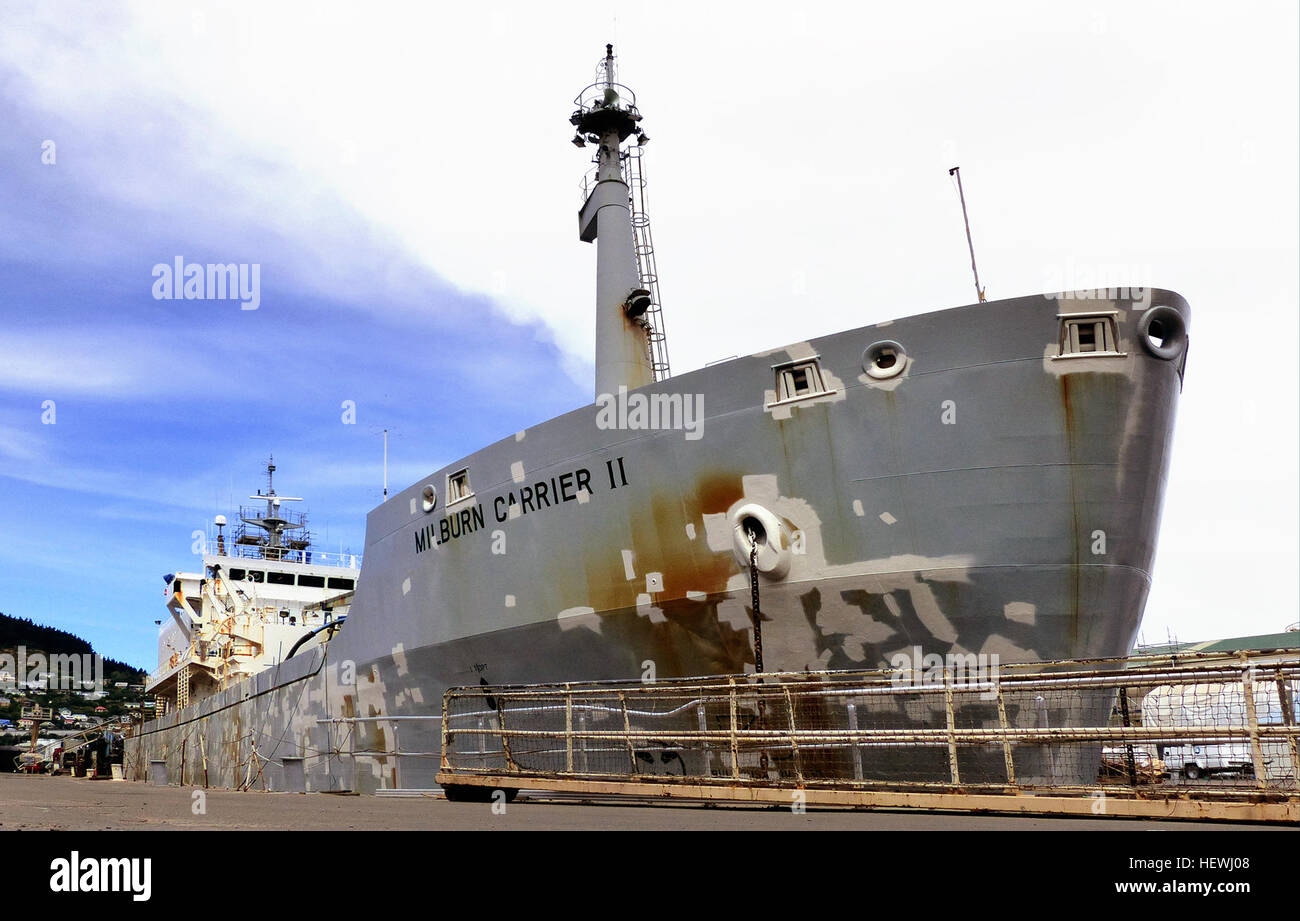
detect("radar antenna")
[238,456,307,559]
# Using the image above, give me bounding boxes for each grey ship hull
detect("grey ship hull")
[130,289,1188,792]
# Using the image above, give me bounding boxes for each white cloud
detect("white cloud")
[0,420,46,463]
[0,332,150,396]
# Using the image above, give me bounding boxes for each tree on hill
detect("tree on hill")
[0,612,146,678]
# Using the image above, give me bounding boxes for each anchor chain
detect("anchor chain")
[747,529,764,674]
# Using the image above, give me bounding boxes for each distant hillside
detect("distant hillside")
[0,612,145,678]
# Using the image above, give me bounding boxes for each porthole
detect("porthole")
[421,484,438,513]
[1138,305,1187,361]
[863,340,907,380]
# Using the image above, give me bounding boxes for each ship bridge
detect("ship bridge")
[146,460,359,715]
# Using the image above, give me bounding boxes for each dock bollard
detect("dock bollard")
[282,757,306,793]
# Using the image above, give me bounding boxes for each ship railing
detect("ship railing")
[145,650,213,695]
[438,652,1300,799]
[199,529,361,569]
[572,81,639,117]
[145,665,167,691]
[145,663,170,691]
[578,165,599,203]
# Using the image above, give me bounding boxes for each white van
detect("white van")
[1156,742,1254,780]
[1142,679,1298,783]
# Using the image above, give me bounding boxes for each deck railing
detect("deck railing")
[199,526,361,569]
[440,652,1300,794]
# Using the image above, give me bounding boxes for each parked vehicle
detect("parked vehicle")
[1142,679,1298,782]
[1155,742,1254,780]
[1099,745,1166,783]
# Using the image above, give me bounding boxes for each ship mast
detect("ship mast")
[571,44,666,397]
[239,456,306,560]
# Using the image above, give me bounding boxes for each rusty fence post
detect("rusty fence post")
[1241,664,1268,789]
[783,685,802,783]
[439,692,451,771]
[847,701,863,781]
[1118,687,1137,786]
[498,693,517,773]
[944,668,961,786]
[619,691,635,773]
[578,711,589,773]
[996,680,1016,786]
[697,684,712,778]
[728,677,740,780]
[1275,670,1300,787]
[565,684,574,774]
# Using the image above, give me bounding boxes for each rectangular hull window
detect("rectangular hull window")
[1056,312,1124,359]
[447,469,473,505]
[769,357,831,406]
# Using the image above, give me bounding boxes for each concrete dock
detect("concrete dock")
[0,775,1286,831]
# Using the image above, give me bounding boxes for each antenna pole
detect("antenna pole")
[949,166,986,303]
[383,429,388,501]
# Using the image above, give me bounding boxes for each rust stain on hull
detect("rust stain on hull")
[1060,374,1081,649]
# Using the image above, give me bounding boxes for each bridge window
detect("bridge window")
[298,574,325,588]
[327,577,355,591]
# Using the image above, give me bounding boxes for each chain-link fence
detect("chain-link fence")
[441,653,1299,794]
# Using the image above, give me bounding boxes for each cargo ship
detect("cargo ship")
[131,46,1190,792]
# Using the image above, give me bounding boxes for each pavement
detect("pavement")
[0,774,1285,830]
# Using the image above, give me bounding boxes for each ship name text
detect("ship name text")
[414,458,630,555]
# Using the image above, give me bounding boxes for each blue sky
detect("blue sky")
[1,2,1297,667]
[0,5,587,666]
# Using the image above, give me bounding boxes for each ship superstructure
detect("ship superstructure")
[146,460,359,713]
[130,46,1190,793]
